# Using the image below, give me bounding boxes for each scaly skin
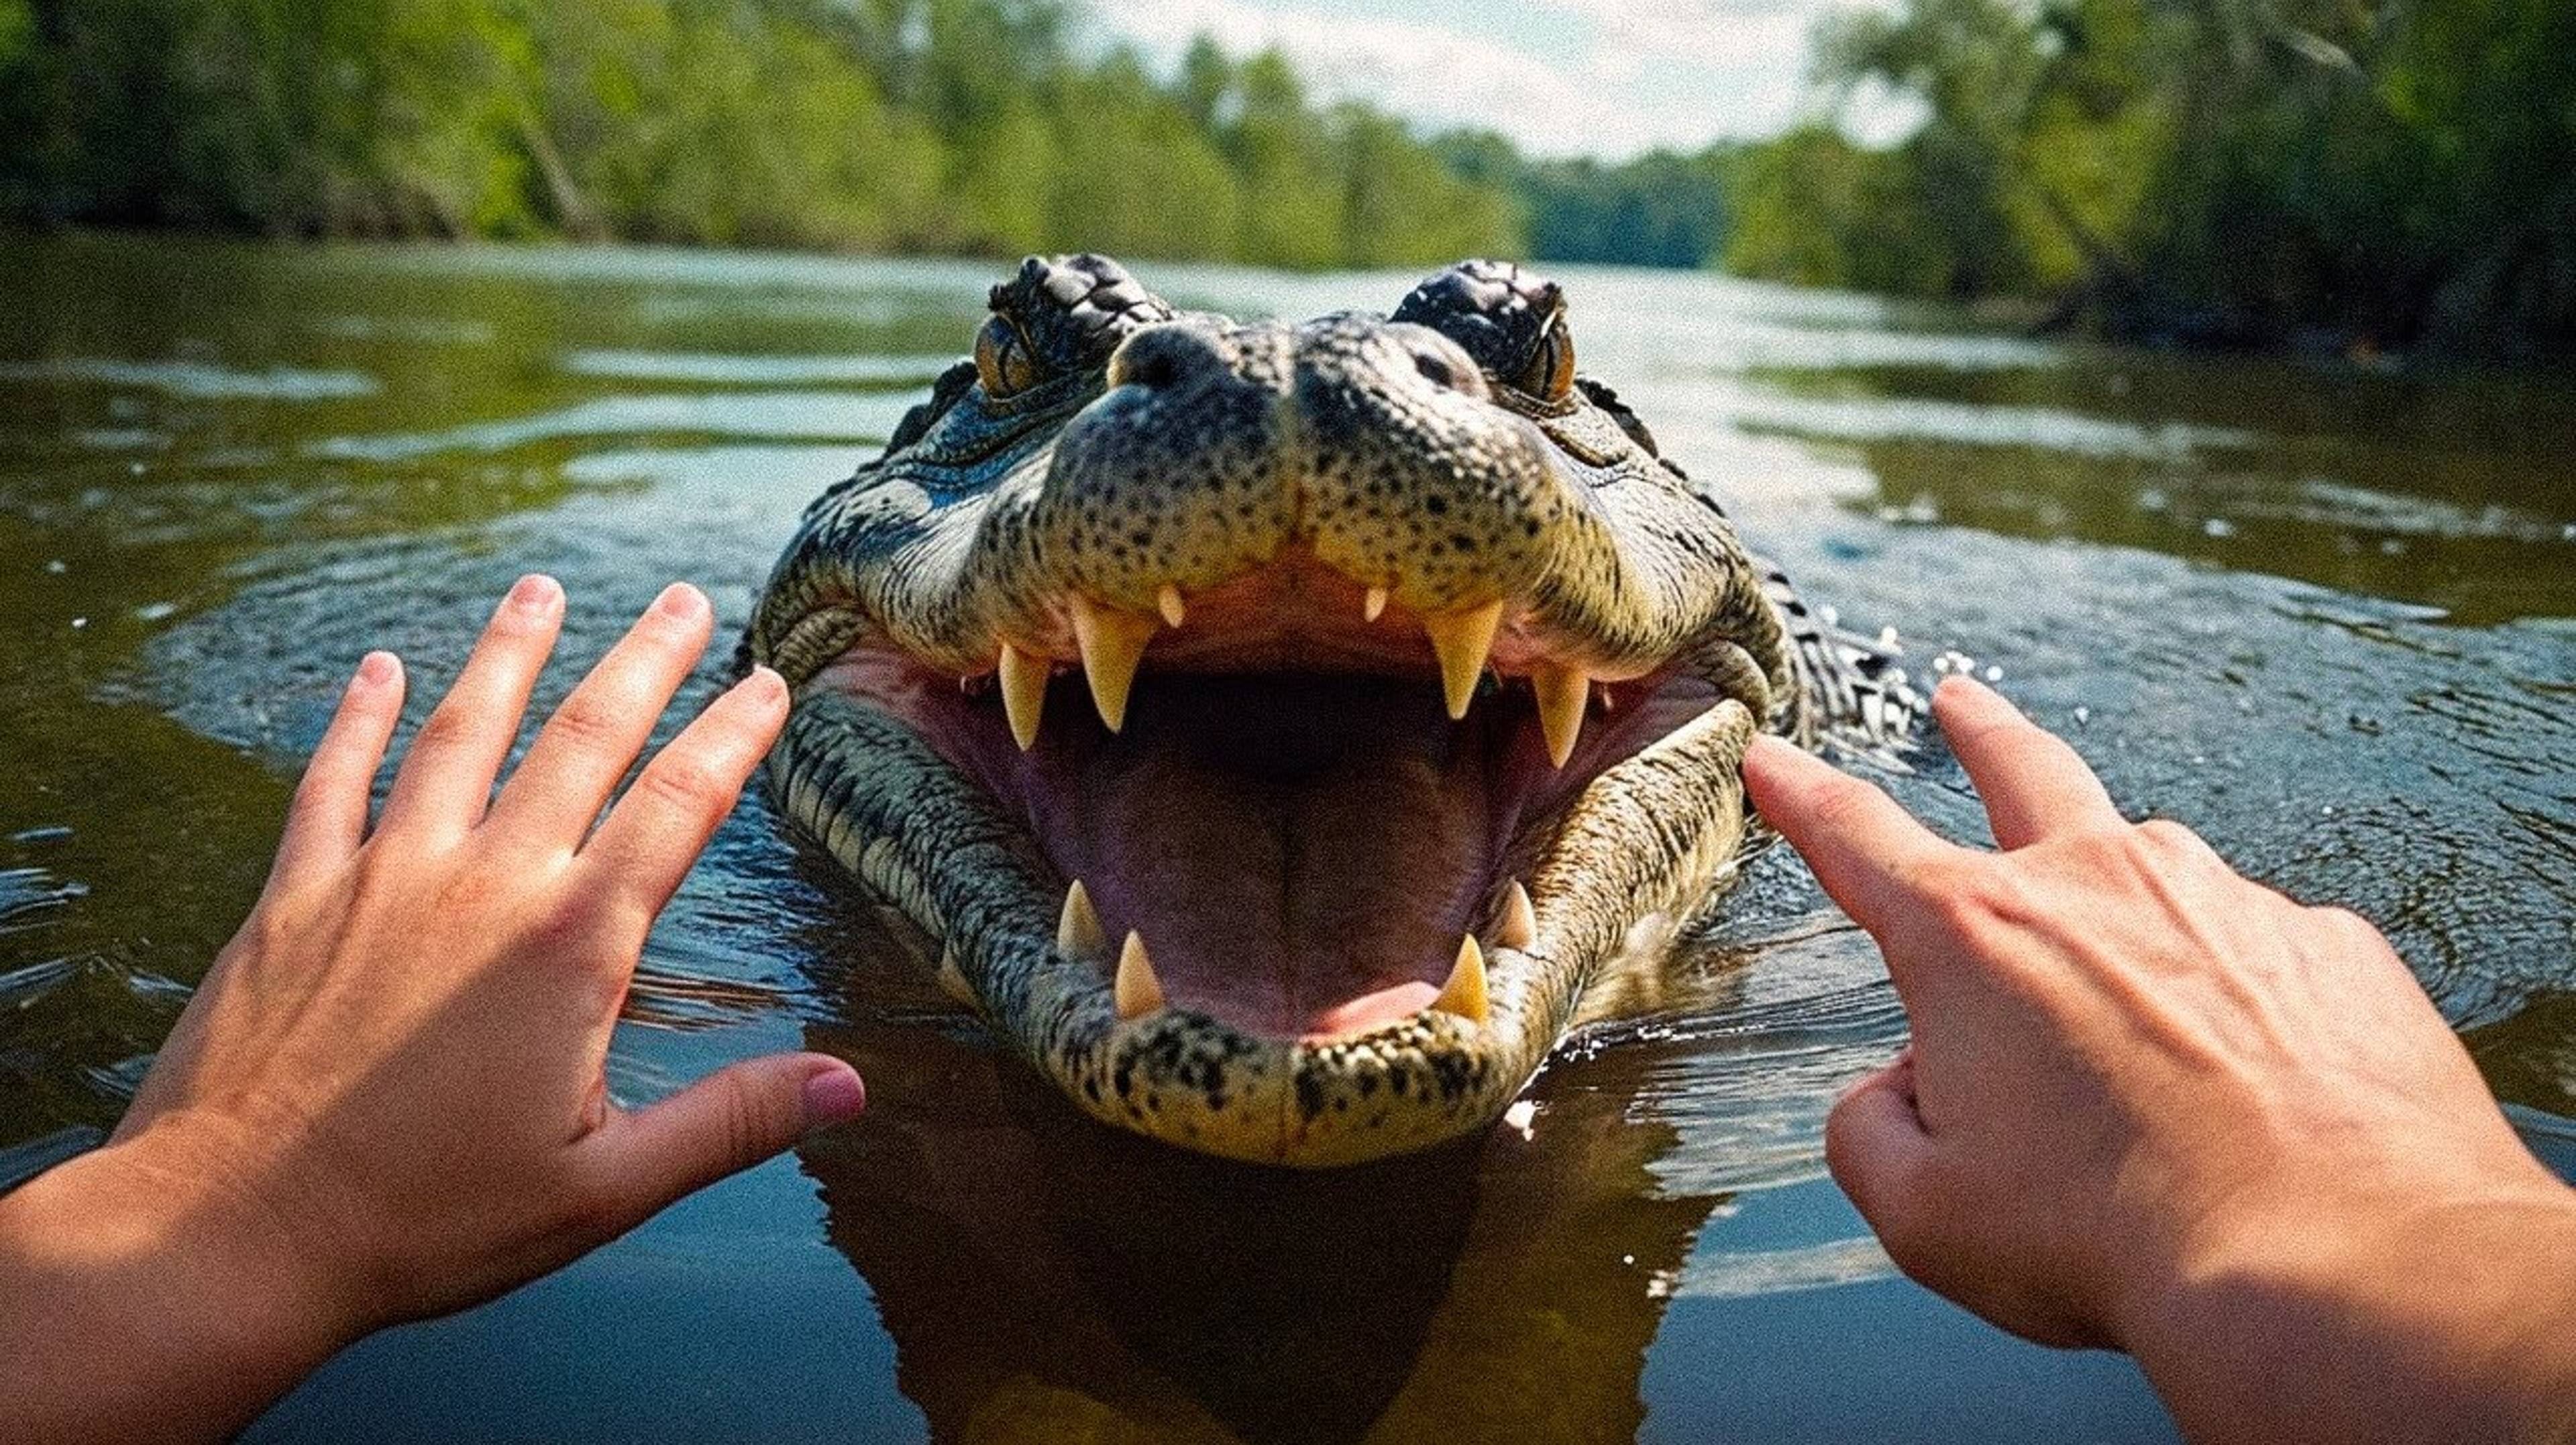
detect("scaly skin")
[746,255,1913,1166]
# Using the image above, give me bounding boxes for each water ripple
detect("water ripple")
[0,358,378,400]
[563,350,957,386]
[309,390,919,460]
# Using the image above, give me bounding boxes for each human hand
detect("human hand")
[1743,676,2575,1441]
[2,578,863,1442]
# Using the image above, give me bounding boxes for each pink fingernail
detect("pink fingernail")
[802,1067,866,1128]
[354,651,398,688]
[506,574,561,614]
[652,582,705,620]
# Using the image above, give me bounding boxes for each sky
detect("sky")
[1092,0,1920,161]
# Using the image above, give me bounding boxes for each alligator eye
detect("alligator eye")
[974,316,1042,398]
[1516,312,1576,403]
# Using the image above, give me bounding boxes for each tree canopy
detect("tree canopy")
[1722,0,2576,359]
[0,0,1531,268]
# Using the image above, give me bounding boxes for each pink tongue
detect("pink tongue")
[1020,676,1507,1039]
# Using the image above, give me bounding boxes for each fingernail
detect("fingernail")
[1743,735,1805,771]
[802,1066,866,1128]
[506,574,561,615]
[353,650,399,689]
[651,582,705,620]
[743,665,787,704]
[1955,674,2021,717]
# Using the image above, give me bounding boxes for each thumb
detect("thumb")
[1824,1049,1934,1242]
[584,1053,865,1229]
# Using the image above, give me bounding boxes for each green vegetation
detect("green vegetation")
[1438,133,1734,270]
[0,0,1517,267]
[1724,0,2576,359]
[9,0,2567,358]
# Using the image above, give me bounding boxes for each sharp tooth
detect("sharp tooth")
[998,641,1047,751]
[1157,583,1187,629]
[1364,586,1390,623]
[1057,879,1106,960]
[1069,595,1158,733]
[936,947,977,1007]
[1425,599,1505,719]
[1432,934,1491,1024]
[1115,930,1165,1020]
[1532,661,1589,768]
[1493,879,1537,951]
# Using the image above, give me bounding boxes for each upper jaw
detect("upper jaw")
[810,535,1758,1039]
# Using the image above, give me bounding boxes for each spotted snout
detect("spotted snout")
[1029,315,1581,617]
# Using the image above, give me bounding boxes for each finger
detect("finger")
[577,666,789,915]
[579,1054,863,1233]
[1744,734,1956,936]
[1933,676,2121,849]
[486,583,715,847]
[378,575,566,838]
[267,651,406,889]
[1824,1049,1935,1238]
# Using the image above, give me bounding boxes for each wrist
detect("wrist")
[1,1122,375,1440]
[2124,1174,2576,1444]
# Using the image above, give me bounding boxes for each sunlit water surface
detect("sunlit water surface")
[4,234,2573,1443]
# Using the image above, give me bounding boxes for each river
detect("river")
[3,232,2571,1442]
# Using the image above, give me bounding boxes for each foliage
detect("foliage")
[1723,0,2576,358]
[0,0,1536,269]
[1437,131,1734,271]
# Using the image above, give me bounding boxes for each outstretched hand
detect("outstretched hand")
[1745,676,2576,1444]
[2,578,863,1442]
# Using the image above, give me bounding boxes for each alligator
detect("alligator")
[745,254,1913,1167]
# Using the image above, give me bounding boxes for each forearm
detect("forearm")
[2131,1181,2576,1445]
[0,1141,358,1444]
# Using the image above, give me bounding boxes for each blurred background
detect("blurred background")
[5,0,2570,360]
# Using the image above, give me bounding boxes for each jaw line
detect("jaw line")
[771,656,1758,1164]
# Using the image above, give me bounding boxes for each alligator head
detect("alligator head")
[746,254,1910,1166]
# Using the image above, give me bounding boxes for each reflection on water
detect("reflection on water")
[3,233,2571,1443]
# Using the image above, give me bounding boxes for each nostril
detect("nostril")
[1124,348,1182,390]
[1413,352,1458,388]
[1108,326,1210,391]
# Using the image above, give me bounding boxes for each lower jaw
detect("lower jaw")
[778,666,1759,1165]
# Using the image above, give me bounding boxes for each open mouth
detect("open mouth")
[812,547,1731,1045]
[748,255,1819,1163]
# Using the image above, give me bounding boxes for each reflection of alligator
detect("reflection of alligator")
[796,955,1725,1445]
[747,255,1912,1165]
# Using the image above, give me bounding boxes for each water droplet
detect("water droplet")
[2072,705,2092,727]
[44,559,65,574]
[2202,517,2237,539]
[1983,665,2002,682]
[68,617,87,630]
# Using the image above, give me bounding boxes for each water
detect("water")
[3,231,2572,1442]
